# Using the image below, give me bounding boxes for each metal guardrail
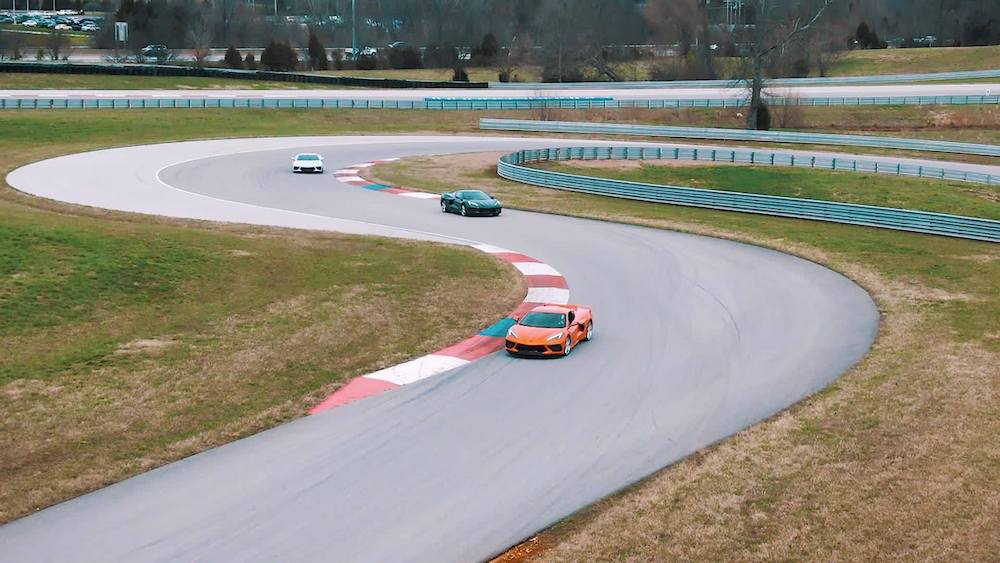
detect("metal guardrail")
[479,118,1000,157]
[496,146,1000,243]
[0,97,622,110]
[3,94,1000,111]
[490,69,1000,89]
[0,61,488,89]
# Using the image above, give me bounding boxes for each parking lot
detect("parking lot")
[0,9,102,32]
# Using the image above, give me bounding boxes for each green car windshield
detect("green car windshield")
[519,312,566,328]
[458,190,491,200]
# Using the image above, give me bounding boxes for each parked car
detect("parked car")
[21,19,38,27]
[54,23,72,31]
[80,23,98,32]
[140,44,168,57]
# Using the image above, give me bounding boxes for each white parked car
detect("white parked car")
[22,19,37,27]
[292,153,324,173]
[54,23,71,30]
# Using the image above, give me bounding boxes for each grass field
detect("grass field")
[0,26,91,47]
[0,109,526,524]
[372,154,1000,561]
[536,161,1000,219]
[827,45,1000,76]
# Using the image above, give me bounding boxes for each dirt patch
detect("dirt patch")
[955,254,999,263]
[114,338,177,355]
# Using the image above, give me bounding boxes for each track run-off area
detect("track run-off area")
[6,132,953,561]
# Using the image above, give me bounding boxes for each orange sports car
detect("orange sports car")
[505,304,594,357]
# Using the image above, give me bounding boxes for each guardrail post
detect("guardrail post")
[770,153,775,165]
[897,163,901,175]
[711,149,716,161]
[853,160,857,171]
[674,147,679,160]
[790,154,795,167]
[750,152,755,164]
[918,166,923,177]
[731,150,736,163]
[832,157,836,169]
[694,149,698,160]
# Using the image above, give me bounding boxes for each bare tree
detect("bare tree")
[740,0,836,130]
[45,30,70,61]
[645,0,715,80]
[188,7,215,67]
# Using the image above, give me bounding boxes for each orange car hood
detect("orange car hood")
[509,325,565,344]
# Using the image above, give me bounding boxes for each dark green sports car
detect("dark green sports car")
[440,189,502,217]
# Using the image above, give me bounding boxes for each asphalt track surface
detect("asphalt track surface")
[1,82,997,101]
[2,136,882,562]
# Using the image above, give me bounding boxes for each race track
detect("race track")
[2,81,997,101]
[1,135,879,562]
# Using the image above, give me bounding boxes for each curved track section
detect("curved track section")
[1,136,878,562]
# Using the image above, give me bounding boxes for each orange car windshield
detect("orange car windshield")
[520,312,566,328]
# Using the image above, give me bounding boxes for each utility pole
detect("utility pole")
[351,0,357,58]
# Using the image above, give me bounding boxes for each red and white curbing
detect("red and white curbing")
[309,168,570,415]
[333,158,441,199]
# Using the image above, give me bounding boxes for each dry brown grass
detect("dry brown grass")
[529,240,999,562]
[374,154,1000,562]
[0,225,526,524]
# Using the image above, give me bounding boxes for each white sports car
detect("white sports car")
[292,153,324,173]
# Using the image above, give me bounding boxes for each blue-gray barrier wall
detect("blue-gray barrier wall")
[479,118,1000,157]
[496,146,1000,243]
[2,94,999,110]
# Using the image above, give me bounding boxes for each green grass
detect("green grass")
[0,108,525,524]
[0,26,91,47]
[827,45,1000,76]
[536,162,1000,220]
